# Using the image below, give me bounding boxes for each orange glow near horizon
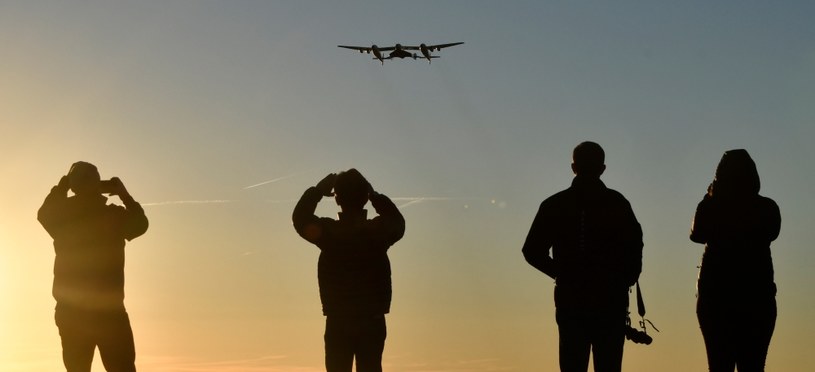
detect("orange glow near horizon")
[3,2,815,371]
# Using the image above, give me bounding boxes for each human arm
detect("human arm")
[369,189,405,245]
[762,197,781,243]
[621,199,644,287]
[109,177,148,241]
[37,176,71,238]
[292,173,336,244]
[689,193,713,244]
[522,202,558,279]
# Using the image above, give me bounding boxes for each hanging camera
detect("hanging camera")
[626,281,659,345]
[625,316,655,345]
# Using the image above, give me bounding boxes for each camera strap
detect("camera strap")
[634,281,659,333]
[636,281,646,317]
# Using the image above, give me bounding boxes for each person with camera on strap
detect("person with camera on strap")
[522,142,644,372]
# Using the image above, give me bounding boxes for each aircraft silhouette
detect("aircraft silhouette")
[405,42,464,64]
[338,42,463,65]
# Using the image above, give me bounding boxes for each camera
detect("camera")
[100,179,115,194]
[625,326,653,345]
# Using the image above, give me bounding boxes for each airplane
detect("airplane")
[404,42,464,64]
[338,42,463,65]
[337,44,413,65]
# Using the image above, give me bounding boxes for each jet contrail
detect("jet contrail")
[390,196,482,209]
[390,197,457,201]
[142,172,305,207]
[141,196,491,209]
[263,199,299,204]
[243,172,302,190]
[396,197,426,209]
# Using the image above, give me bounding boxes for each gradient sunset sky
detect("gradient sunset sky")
[2,1,814,371]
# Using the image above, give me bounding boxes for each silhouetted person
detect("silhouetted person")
[293,169,405,372]
[690,149,780,372]
[522,142,643,372]
[38,162,148,372]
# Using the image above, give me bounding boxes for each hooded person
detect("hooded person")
[691,149,780,372]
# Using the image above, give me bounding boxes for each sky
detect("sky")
[1,1,814,371]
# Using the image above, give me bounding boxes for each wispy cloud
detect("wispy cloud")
[141,200,235,207]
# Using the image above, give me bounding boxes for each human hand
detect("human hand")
[316,173,337,197]
[107,177,129,197]
[57,175,70,190]
[367,180,376,198]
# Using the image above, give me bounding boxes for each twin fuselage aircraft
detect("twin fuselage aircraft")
[338,42,464,65]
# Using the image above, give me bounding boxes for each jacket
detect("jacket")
[690,193,780,301]
[293,187,405,317]
[38,184,148,310]
[522,176,643,310]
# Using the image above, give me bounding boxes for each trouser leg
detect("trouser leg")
[325,316,354,372]
[556,309,591,372]
[97,311,137,372]
[55,307,96,372]
[698,300,736,372]
[590,312,625,372]
[735,299,777,372]
[354,316,386,372]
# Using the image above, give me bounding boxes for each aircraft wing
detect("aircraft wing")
[338,45,372,52]
[427,42,464,51]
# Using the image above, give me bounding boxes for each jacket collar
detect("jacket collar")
[338,209,368,222]
[570,176,606,191]
[71,193,108,205]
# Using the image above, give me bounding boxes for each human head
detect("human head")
[68,161,101,196]
[333,168,370,211]
[571,141,606,178]
[711,149,760,197]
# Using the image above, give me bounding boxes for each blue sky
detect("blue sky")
[1,1,814,371]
